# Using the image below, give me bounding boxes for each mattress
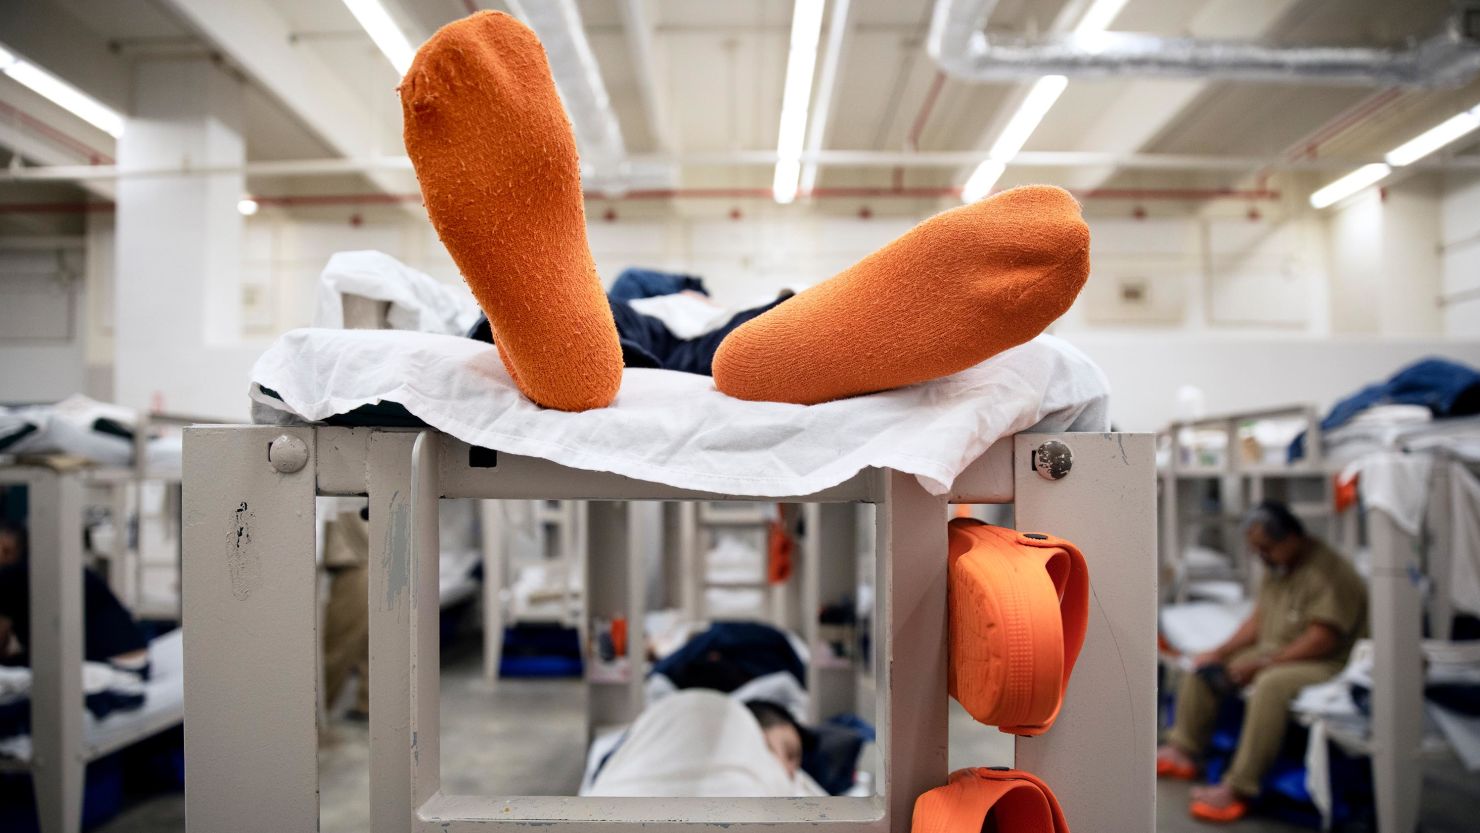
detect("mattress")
[249,327,1110,498]
[0,629,184,764]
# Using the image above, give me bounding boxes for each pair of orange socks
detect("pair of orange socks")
[402,12,1090,411]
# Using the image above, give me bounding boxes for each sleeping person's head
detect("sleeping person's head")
[0,521,26,567]
[744,700,804,778]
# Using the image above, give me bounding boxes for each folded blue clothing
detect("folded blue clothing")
[0,663,147,740]
[1290,357,1480,461]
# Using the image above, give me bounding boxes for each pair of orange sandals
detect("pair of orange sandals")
[1157,747,1248,822]
[912,519,1088,833]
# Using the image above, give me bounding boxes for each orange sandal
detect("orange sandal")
[947,519,1089,735]
[1189,797,1249,823]
[1156,757,1197,781]
[913,768,1070,833]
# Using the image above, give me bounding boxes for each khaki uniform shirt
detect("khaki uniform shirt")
[1254,538,1367,664]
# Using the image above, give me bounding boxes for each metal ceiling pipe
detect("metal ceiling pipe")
[928,0,1480,87]
[505,0,630,194]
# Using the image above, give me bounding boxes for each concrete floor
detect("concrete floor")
[93,638,1477,833]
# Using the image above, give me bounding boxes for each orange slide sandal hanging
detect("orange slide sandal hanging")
[947,518,1089,736]
[913,768,1070,833]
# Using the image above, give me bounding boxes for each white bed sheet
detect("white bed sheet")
[0,629,183,763]
[249,328,1109,498]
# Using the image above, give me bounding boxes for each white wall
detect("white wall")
[1441,171,1480,335]
[1064,333,1480,431]
[0,241,89,403]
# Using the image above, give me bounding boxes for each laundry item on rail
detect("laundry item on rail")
[912,767,1070,833]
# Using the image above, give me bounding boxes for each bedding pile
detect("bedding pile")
[250,328,1108,498]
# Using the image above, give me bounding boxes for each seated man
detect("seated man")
[1156,501,1368,823]
[0,520,151,677]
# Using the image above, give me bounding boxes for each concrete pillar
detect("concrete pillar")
[114,58,258,418]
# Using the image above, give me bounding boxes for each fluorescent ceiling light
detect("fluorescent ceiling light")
[1074,0,1130,35]
[0,42,124,138]
[342,0,415,76]
[1309,162,1390,209]
[237,198,260,216]
[989,75,1068,160]
[961,160,1006,204]
[799,0,850,196]
[1385,106,1480,167]
[960,0,1125,203]
[773,0,826,204]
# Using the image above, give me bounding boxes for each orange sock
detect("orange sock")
[400,12,622,412]
[712,186,1088,404]
[912,768,1070,833]
[947,519,1089,736]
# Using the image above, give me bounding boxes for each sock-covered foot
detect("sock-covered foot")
[400,11,622,411]
[712,185,1089,404]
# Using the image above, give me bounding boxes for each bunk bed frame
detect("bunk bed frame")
[0,455,186,833]
[182,425,1155,833]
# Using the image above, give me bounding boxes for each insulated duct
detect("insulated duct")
[928,0,1480,87]
[505,0,631,194]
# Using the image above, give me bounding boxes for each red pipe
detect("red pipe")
[0,185,1282,215]
[0,100,114,165]
[892,70,949,193]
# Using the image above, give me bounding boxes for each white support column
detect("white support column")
[1013,433,1157,832]
[368,430,420,832]
[876,471,950,832]
[114,57,258,418]
[1368,506,1424,833]
[27,469,84,833]
[804,502,860,723]
[479,500,506,684]
[182,426,319,833]
[586,501,640,734]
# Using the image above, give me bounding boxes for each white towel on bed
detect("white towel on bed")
[249,328,1109,498]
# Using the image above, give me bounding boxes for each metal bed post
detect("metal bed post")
[12,466,85,833]
[181,425,321,833]
[1014,432,1158,832]
[479,500,507,684]
[1367,503,1424,833]
[802,502,860,723]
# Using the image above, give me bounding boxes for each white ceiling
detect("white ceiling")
[2,0,1478,216]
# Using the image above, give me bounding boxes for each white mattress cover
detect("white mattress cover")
[249,328,1109,498]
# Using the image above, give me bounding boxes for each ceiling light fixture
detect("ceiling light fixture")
[1385,105,1480,167]
[960,0,1125,203]
[0,42,124,138]
[341,0,415,76]
[773,0,826,204]
[237,198,260,216]
[1308,162,1391,209]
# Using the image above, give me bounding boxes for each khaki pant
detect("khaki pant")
[1167,648,1341,797]
[323,512,370,715]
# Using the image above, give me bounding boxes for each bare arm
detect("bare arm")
[1268,621,1340,665]
[1228,621,1341,685]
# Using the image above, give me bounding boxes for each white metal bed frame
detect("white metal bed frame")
[182,425,1155,832]
[0,461,187,833]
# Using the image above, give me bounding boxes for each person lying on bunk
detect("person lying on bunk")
[585,691,816,797]
[0,521,152,679]
[465,267,793,378]
[401,11,1091,412]
[1155,501,1368,824]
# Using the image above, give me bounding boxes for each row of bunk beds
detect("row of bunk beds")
[0,400,195,833]
[1156,362,1480,832]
